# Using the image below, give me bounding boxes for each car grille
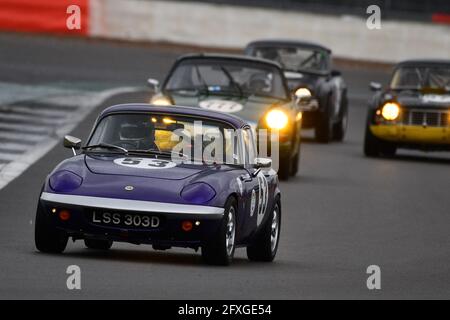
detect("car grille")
[402,109,449,127]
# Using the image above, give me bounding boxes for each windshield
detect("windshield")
[165,59,288,100]
[87,113,242,165]
[249,46,329,73]
[391,66,450,90]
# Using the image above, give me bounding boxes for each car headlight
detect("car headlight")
[294,87,312,100]
[181,183,216,204]
[49,170,83,192]
[266,109,289,130]
[150,95,172,106]
[381,102,400,121]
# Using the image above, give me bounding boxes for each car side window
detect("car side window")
[242,128,257,166]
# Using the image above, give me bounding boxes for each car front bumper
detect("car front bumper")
[370,125,450,145]
[39,192,224,248]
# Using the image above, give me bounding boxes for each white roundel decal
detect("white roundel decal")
[114,158,177,170]
[256,172,269,227]
[199,100,243,113]
[422,94,450,104]
[250,189,256,217]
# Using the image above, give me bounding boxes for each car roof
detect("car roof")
[174,53,284,70]
[396,59,450,68]
[245,39,332,54]
[100,103,249,129]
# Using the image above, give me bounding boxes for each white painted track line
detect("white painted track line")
[0,86,141,190]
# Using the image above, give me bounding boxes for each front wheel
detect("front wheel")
[333,95,348,142]
[35,202,68,254]
[201,197,237,266]
[277,154,292,181]
[291,152,300,177]
[315,112,333,143]
[247,200,281,262]
[364,124,396,157]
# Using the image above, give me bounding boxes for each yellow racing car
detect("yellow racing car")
[364,60,450,157]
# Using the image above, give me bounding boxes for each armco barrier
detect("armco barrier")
[0,0,448,63]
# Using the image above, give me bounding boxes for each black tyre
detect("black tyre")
[35,202,68,254]
[291,152,300,177]
[247,199,281,262]
[315,96,333,143]
[333,93,348,142]
[364,123,396,157]
[84,239,113,250]
[202,197,237,266]
[277,154,292,181]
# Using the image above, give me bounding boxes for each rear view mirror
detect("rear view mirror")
[64,135,81,156]
[370,82,382,91]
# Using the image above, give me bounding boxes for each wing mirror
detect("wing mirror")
[252,158,272,177]
[294,87,312,104]
[147,78,160,92]
[331,69,341,77]
[63,135,81,156]
[255,157,272,168]
[255,158,272,169]
[370,82,382,91]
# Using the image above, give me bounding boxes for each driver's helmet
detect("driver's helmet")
[119,122,157,150]
[248,73,271,94]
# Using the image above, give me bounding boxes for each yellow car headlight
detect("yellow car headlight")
[266,109,289,130]
[150,95,172,106]
[381,102,400,121]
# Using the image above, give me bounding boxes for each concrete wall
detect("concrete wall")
[1,0,449,63]
[89,0,450,63]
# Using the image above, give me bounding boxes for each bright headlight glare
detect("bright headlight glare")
[150,96,172,106]
[381,102,400,121]
[266,109,289,130]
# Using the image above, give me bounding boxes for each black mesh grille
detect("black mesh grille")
[402,109,450,127]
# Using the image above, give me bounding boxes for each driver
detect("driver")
[119,122,159,151]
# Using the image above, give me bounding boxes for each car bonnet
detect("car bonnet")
[85,154,211,180]
[169,94,284,124]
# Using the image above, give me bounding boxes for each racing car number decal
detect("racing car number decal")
[114,157,177,169]
[199,100,243,113]
[256,172,269,226]
[422,94,450,104]
[250,189,256,217]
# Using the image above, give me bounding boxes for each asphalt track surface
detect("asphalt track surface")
[0,33,449,299]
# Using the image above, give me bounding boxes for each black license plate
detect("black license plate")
[91,211,160,229]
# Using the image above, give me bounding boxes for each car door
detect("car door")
[238,128,271,241]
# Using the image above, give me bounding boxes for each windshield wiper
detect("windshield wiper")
[128,149,190,160]
[194,65,210,97]
[220,66,244,98]
[82,143,128,153]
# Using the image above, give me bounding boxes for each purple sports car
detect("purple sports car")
[35,104,281,265]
